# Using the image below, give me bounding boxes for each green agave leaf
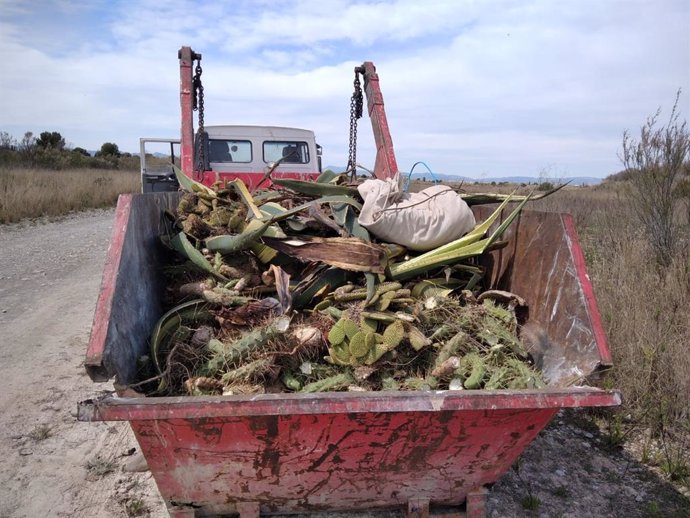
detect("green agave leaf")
[316,170,340,183]
[173,165,216,198]
[485,193,532,247]
[250,210,286,263]
[253,190,283,203]
[460,183,566,205]
[171,231,228,281]
[272,178,359,197]
[150,299,214,375]
[227,178,263,219]
[263,195,362,224]
[388,238,489,280]
[258,202,287,218]
[205,220,270,254]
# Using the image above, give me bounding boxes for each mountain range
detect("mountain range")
[324,167,603,186]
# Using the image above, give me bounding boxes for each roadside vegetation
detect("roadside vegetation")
[0,130,143,223]
[0,167,139,223]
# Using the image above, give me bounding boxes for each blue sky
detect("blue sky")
[0,0,688,179]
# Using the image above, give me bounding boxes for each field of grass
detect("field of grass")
[0,167,140,223]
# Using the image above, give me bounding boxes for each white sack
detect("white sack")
[357,174,476,251]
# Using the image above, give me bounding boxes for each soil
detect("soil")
[0,209,687,518]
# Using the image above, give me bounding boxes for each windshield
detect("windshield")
[263,141,309,164]
[208,139,252,163]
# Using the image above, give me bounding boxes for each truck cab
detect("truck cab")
[141,125,322,193]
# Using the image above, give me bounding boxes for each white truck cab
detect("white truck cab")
[140,125,322,193]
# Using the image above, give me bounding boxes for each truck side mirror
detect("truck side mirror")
[316,143,323,173]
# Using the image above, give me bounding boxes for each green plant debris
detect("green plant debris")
[138,175,551,396]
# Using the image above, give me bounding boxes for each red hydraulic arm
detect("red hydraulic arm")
[179,46,200,180]
[357,62,399,180]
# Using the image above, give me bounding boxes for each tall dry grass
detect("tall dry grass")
[0,167,140,223]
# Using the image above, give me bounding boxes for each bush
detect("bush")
[620,90,690,266]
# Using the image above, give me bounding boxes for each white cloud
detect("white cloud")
[0,0,688,177]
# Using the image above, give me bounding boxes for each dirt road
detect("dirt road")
[0,210,166,518]
[0,210,687,518]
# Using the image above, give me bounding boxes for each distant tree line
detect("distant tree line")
[0,130,139,171]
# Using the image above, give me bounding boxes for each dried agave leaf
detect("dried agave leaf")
[262,236,387,273]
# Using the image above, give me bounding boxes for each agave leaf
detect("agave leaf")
[173,165,217,198]
[249,211,287,263]
[227,178,263,219]
[171,232,228,281]
[330,202,348,226]
[388,194,531,280]
[150,299,214,375]
[258,202,287,218]
[460,183,566,205]
[262,236,387,273]
[485,194,532,246]
[272,178,359,197]
[205,220,270,253]
[253,190,283,203]
[411,278,465,299]
[365,272,377,304]
[388,239,489,280]
[292,266,350,309]
[263,196,362,224]
[316,170,340,183]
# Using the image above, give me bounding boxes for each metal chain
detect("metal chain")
[193,58,205,172]
[347,68,363,181]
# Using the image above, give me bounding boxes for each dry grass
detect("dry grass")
[0,167,140,223]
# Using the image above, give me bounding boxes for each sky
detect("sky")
[0,0,688,179]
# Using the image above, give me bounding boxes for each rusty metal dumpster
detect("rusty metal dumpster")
[79,192,621,518]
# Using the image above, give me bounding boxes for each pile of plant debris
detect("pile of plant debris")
[137,170,560,397]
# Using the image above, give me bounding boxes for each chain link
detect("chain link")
[192,59,205,172]
[347,68,363,181]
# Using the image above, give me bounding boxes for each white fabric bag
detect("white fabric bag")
[357,174,476,251]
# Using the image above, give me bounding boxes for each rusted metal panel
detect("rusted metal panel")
[78,388,620,422]
[360,62,399,180]
[179,47,196,179]
[475,207,611,385]
[124,407,557,515]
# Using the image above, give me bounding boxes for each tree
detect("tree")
[36,131,65,150]
[72,147,90,156]
[96,142,121,157]
[0,131,16,149]
[620,90,690,266]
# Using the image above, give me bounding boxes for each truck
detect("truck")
[79,47,621,518]
[140,49,322,192]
